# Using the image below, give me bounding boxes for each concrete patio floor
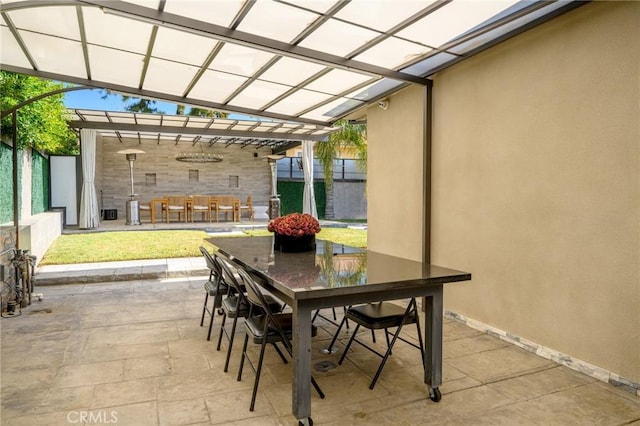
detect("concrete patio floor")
[2,274,639,425]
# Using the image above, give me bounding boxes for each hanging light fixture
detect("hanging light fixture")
[175,143,223,163]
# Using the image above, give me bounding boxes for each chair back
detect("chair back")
[199,246,218,274]
[200,246,225,286]
[216,256,249,301]
[168,195,185,208]
[192,195,210,208]
[246,195,252,206]
[237,268,292,351]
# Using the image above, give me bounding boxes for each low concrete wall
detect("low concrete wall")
[17,211,63,266]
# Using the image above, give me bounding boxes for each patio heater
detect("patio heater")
[117,149,145,225]
[265,154,284,219]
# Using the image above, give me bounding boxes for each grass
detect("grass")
[39,227,367,265]
[39,230,211,265]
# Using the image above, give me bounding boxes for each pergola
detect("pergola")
[1,0,585,229]
[0,0,582,126]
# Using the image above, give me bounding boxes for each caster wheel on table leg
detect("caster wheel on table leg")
[430,387,441,402]
[298,418,313,426]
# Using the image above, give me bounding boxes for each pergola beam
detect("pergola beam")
[67,120,329,142]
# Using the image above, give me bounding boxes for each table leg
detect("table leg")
[424,286,443,401]
[292,302,313,422]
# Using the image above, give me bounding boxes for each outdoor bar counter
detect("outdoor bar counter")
[208,236,471,425]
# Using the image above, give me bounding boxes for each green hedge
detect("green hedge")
[31,150,49,214]
[0,143,50,223]
[0,143,14,223]
[277,180,326,219]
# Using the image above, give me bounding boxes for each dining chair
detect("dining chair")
[215,256,284,373]
[239,195,254,221]
[235,268,325,411]
[138,201,152,223]
[209,197,219,222]
[199,246,229,341]
[191,195,211,222]
[167,195,187,222]
[338,298,425,389]
[215,196,237,222]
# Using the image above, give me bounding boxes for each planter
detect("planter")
[274,233,316,253]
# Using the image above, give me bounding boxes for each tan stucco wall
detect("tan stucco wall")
[367,86,426,261]
[430,2,639,382]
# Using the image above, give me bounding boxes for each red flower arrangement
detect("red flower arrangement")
[268,213,321,237]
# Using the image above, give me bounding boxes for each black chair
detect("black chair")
[215,256,283,373]
[236,268,325,411]
[338,298,425,389]
[199,246,229,341]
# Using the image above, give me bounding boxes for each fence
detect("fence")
[277,157,366,181]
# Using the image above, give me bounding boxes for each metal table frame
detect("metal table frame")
[212,237,471,425]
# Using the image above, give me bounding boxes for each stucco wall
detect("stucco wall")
[367,86,426,261]
[430,2,639,383]
[333,181,367,220]
[97,137,273,219]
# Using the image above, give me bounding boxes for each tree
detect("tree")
[119,95,227,118]
[0,72,77,154]
[121,95,164,114]
[316,119,366,219]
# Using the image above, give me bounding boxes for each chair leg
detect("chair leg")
[311,376,325,399]
[200,293,209,327]
[249,339,269,411]
[338,324,360,365]
[207,291,222,341]
[414,309,426,370]
[237,333,250,381]
[216,312,227,351]
[325,315,347,353]
[271,342,289,364]
[223,315,240,373]
[369,323,408,390]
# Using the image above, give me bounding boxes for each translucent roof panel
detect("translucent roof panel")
[153,27,218,66]
[88,46,144,87]
[143,58,198,96]
[396,1,520,48]
[298,19,379,57]
[7,5,79,39]
[258,57,326,86]
[18,31,86,78]
[83,7,152,54]
[0,26,32,68]
[236,1,318,43]
[0,0,584,125]
[334,0,436,32]
[163,0,243,27]
[210,43,275,77]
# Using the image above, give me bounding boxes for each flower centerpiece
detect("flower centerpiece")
[268,213,320,252]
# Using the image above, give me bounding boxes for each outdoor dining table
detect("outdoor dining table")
[208,235,471,425]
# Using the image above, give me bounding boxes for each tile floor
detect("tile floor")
[2,276,639,425]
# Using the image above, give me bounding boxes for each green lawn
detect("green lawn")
[40,228,367,265]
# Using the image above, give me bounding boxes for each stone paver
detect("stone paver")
[2,277,639,425]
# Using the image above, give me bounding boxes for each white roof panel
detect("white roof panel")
[0,0,583,125]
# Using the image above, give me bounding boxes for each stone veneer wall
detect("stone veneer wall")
[0,226,16,311]
[97,137,273,218]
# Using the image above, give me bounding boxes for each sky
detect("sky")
[64,89,180,114]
